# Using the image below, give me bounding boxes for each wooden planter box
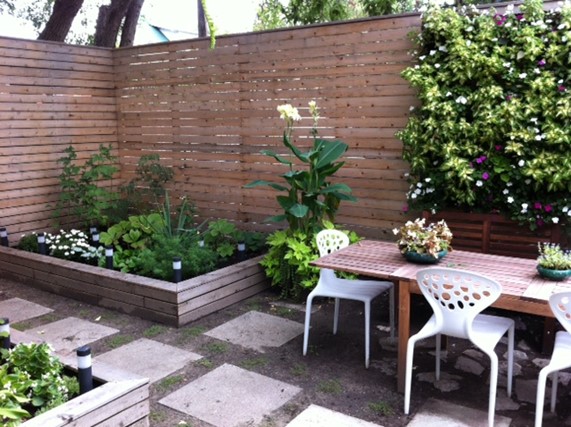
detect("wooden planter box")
[10,330,149,427]
[0,247,269,327]
[422,211,566,259]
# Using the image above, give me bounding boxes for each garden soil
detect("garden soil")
[1,276,569,427]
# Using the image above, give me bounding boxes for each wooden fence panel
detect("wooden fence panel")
[0,37,118,241]
[114,14,420,239]
[0,13,422,243]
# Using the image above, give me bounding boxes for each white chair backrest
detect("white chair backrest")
[316,229,349,257]
[549,291,571,334]
[416,268,502,339]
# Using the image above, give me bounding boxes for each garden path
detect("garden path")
[1,278,569,426]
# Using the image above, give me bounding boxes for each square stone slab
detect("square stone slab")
[406,398,511,427]
[286,404,383,427]
[159,363,301,427]
[0,297,53,324]
[204,310,304,353]
[95,338,202,384]
[27,317,118,354]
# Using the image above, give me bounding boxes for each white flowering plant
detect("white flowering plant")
[393,218,453,258]
[45,229,103,264]
[397,0,571,230]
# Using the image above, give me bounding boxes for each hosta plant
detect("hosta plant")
[397,0,571,230]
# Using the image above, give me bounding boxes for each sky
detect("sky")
[0,0,266,44]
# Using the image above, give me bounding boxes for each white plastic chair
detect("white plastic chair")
[302,229,395,368]
[535,291,571,427]
[404,268,514,427]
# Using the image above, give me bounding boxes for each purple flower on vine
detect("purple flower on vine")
[402,204,409,213]
[538,59,546,67]
[536,218,545,227]
[495,145,503,151]
[515,13,524,21]
[506,95,513,101]
[494,14,507,26]
[558,85,566,92]
[534,202,542,210]
[544,204,553,213]
[482,172,490,180]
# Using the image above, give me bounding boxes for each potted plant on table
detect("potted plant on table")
[536,242,571,281]
[393,218,453,264]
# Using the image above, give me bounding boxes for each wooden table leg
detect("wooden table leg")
[397,279,410,393]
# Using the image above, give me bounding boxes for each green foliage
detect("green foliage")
[114,154,174,219]
[203,219,239,259]
[100,213,164,251]
[54,144,119,228]
[245,101,356,236]
[537,242,571,270]
[131,235,218,281]
[397,0,571,230]
[16,233,39,253]
[261,222,360,300]
[0,342,78,425]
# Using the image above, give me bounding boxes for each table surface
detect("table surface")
[311,239,571,304]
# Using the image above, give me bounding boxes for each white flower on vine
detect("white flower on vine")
[456,96,467,104]
[552,217,560,224]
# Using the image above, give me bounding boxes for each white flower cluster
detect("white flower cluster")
[277,104,301,123]
[46,229,102,260]
[407,178,435,200]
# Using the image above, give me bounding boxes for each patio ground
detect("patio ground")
[1,276,570,427]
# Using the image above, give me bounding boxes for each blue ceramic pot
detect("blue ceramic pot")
[404,250,448,264]
[537,265,571,281]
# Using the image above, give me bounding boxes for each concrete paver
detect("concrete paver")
[0,297,53,323]
[204,310,304,353]
[286,404,384,427]
[95,338,202,384]
[159,363,301,427]
[406,398,511,427]
[26,316,118,354]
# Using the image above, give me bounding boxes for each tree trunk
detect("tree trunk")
[119,0,145,47]
[38,0,84,42]
[94,0,134,47]
[198,0,206,37]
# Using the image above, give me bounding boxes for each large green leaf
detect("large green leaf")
[320,183,353,194]
[282,133,308,163]
[315,140,348,169]
[264,214,288,223]
[244,180,288,191]
[288,203,309,218]
[260,150,292,166]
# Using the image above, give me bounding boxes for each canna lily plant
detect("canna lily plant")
[245,101,357,299]
[245,100,356,235]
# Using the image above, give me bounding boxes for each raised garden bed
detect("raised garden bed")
[10,329,149,427]
[0,247,269,327]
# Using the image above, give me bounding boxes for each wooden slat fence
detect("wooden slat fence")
[0,37,118,240]
[113,13,420,238]
[1,13,422,243]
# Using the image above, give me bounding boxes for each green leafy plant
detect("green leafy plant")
[397,0,571,230]
[16,232,40,253]
[245,100,356,235]
[54,144,119,228]
[246,101,358,299]
[0,342,79,425]
[537,242,571,270]
[203,219,239,259]
[393,218,453,258]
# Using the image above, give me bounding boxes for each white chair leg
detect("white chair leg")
[507,324,514,397]
[389,286,395,339]
[535,366,550,427]
[303,295,314,356]
[333,297,340,334]
[487,352,499,427]
[435,334,441,381]
[364,301,370,369]
[550,371,558,413]
[404,337,418,414]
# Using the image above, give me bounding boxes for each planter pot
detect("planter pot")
[0,246,269,327]
[537,265,571,281]
[404,250,448,264]
[11,330,149,427]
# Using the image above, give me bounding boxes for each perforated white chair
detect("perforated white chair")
[404,268,514,427]
[535,291,571,427]
[302,229,395,368]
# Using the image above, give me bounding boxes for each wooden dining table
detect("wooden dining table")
[310,239,571,393]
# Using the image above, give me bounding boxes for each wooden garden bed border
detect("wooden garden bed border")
[10,329,150,427]
[0,247,269,327]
